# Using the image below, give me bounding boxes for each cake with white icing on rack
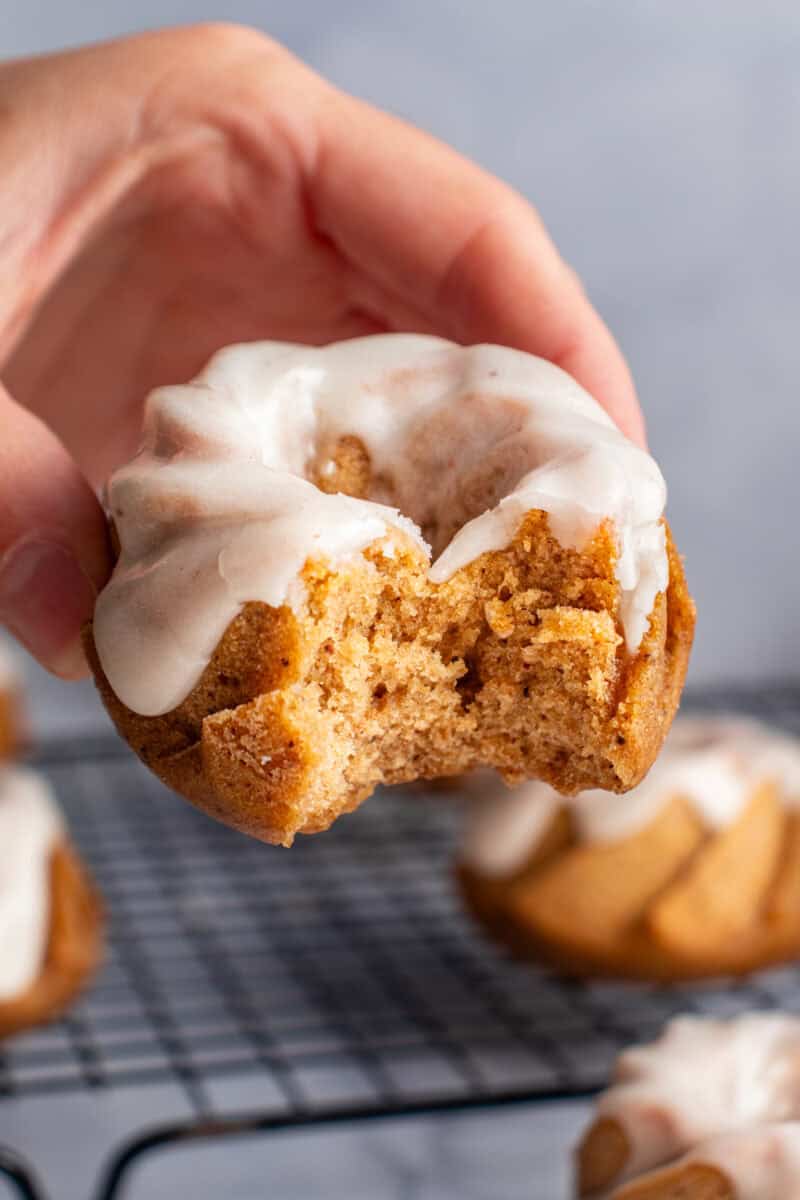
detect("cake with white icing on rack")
[458,716,800,979]
[576,1014,800,1197]
[610,1126,800,1200]
[86,334,694,846]
[0,767,103,1038]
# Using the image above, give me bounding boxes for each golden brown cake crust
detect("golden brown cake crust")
[86,500,694,846]
[459,780,800,983]
[609,1162,733,1200]
[0,841,104,1040]
[577,1117,737,1198]
[577,1116,632,1196]
[0,685,24,762]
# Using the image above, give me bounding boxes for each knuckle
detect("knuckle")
[178,22,278,58]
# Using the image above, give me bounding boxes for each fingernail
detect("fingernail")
[0,537,97,679]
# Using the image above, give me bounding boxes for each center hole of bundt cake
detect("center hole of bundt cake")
[311,394,541,559]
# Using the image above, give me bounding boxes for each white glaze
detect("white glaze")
[672,1124,800,1200]
[93,335,668,717]
[596,1014,800,1188]
[0,768,63,1002]
[462,717,800,876]
[460,780,562,876]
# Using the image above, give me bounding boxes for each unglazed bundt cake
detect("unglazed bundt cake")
[458,716,800,980]
[87,335,694,845]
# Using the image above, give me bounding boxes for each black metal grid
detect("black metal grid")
[2,683,800,1198]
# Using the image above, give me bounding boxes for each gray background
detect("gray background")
[0,5,798,1197]
[2,0,799,688]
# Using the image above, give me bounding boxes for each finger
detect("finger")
[0,24,293,361]
[311,92,644,445]
[0,383,111,677]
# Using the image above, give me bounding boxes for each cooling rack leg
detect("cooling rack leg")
[93,1094,590,1200]
[0,1147,50,1200]
[94,1117,282,1200]
[94,1122,204,1200]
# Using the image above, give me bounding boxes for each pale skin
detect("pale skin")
[0,23,643,680]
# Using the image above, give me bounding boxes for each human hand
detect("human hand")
[0,24,642,678]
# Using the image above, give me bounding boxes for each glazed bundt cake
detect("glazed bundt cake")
[577,1014,800,1198]
[458,716,800,980]
[87,335,694,845]
[0,767,103,1038]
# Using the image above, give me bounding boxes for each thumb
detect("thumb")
[0,383,111,678]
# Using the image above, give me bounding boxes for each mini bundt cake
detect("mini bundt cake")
[0,767,103,1038]
[0,642,24,761]
[458,716,800,980]
[576,1014,800,1198]
[606,1128,800,1200]
[86,335,694,846]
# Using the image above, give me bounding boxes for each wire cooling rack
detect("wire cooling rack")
[2,683,800,1200]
